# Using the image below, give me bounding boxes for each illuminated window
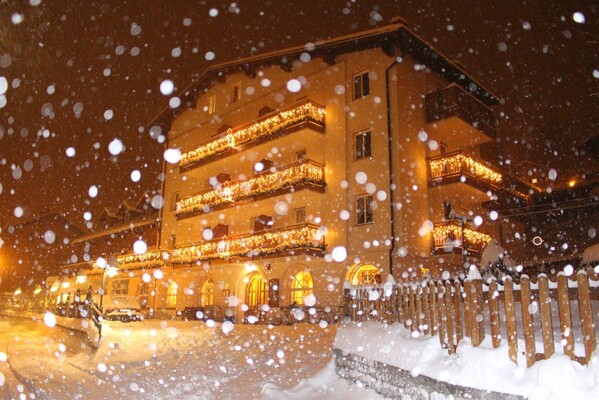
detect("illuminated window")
[290,271,313,305]
[355,131,372,160]
[231,83,241,103]
[245,273,267,307]
[112,279,129,295]
[349,264,381,286]
[356,195,374,225]
[208,95,216,115]
[200,279,214,307]
[353,71,370,100]
[166,282,178,308]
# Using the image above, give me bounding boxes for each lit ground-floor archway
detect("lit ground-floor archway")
[346,263,382,286]
[290,270,313,306]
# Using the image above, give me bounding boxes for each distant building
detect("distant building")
[49,193,160,310]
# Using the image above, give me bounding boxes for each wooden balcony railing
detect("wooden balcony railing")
[172,223,325,263]
[431,220,492,255]
[176,160,325,218]
[427,151,502,191]
[425,84,497,138]
[179,100,325,170]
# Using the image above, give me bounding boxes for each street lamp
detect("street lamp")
[98,262,119,340]
[151,269,164,318]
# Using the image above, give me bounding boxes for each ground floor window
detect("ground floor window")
[290,271,313,305]
[166,282,178,308]
[245,273,267,307]
[112,279,129,295]
[200,279,214,306]
[349,264,381,286]
[137,282,150,309]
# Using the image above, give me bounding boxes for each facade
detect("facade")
[55,21,536,321]
[48,193,160,311]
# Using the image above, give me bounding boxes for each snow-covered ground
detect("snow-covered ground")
[336,321,599,400]
[0,316,384,400]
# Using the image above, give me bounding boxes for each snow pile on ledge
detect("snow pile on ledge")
[335,322,599,400]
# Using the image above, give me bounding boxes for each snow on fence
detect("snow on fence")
[343,268,599,368]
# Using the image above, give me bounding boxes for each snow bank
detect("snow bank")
[335,322,599,400]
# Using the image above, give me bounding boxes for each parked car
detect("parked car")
[99,295,143,322]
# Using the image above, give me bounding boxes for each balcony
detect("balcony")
[117,250,170,270]
[431,221,492,256]
[428,151,502,192]
[172,223,325,264]
[425,84,497,139]
[179,100,326,170]
[176,160,325,218]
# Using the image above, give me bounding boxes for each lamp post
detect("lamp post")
[151,269,164,319]
[98,264,119,340]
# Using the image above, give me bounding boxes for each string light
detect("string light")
[177,161,325,217]
[429,152,502,184]
[172,223,325,263]
[432,221,492,253]
[117,250,171,268]
[179,100,325,168]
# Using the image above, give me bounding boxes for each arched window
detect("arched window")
[290,271,313,305]
[245,273,267,307]
[200,279,214,307]
[166,282,178,308]
[349,264,381,286]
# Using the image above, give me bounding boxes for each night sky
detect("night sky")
[0,1,597,284]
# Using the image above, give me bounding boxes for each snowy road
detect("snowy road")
[0,317,383,400]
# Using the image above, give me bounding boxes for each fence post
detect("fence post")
[488,279,501,348]
[466,267,484,347]
[538,274,554,360]
[429,282,437,336]
[504,277,518,364]
[408,285,416,331]
[576,271,596,365]
[453,280,463,344]
[445,281,456,352]
[422,283,431,335]
[415,285,423,332]
[557,274,575,360]
[520,275,537,367]
[437,282,448,349]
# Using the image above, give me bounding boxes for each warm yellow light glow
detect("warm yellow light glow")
[432,222,492,252]
[33,287,42,295]
[568,179,576,188]
[76,275,87,284]
[117,250,167,267]
[429,152,502,184]
[50,285,59,293]
[106,267,119,278]
[62,281,71,289]
[179,100,325,168]
[177,161,325,216]
[172,223,325,263]
[14,288,22,296]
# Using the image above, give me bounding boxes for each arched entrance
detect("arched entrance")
[245,272,268,307]
[290,271,313,306]
[346,264,382,286]
[200,279,215,307]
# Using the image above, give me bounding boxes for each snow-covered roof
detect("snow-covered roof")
[149,20,500,131]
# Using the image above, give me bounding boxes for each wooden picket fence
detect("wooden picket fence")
[344,268,599,367]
